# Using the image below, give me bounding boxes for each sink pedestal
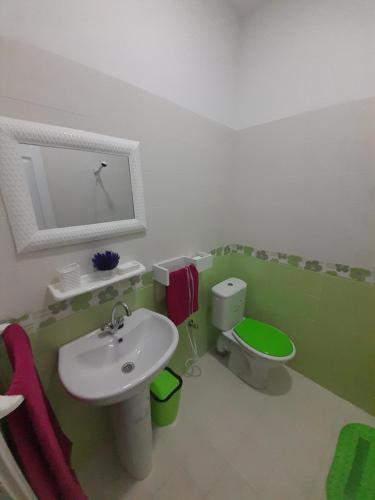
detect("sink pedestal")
[58,308,179,481]
[111,385,153,480]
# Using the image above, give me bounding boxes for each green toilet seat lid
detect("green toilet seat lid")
[234,318,294,357]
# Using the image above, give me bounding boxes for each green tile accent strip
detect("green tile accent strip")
[288,255,302,267]
[2,244,375,342]
[70,292,94,312]
[97,286,118,304]
[48,301,69,315]
[350,268,371,282]
[39,317,57,329]
[210,244,375,285]
[0,270,155,333]
[244,246,253,256]
[8,313,29,324]
[1,252,375,469]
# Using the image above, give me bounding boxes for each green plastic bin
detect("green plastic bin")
[150,367,183,426]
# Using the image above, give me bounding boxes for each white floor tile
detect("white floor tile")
[154,463,206,500]
[77,352,375,500]
[204,465,259,500]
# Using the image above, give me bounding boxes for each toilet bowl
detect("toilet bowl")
[212,278,296,389]
[217,321,296,389]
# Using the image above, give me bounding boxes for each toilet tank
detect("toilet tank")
[212,278,247,331]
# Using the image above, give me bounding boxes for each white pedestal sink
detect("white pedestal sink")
[58,308,179,479]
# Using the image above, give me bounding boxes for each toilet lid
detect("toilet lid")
[233,318,294,357]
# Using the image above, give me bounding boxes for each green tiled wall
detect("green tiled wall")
[1,251,374,470]
[0,255,234,467]
[229,254,375,416]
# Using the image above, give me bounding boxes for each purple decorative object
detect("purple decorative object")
[92,251,120,271]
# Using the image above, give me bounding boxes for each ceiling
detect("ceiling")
[227,0,265,16]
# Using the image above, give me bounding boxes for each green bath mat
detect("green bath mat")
[326,423,375,500]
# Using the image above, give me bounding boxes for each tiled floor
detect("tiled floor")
[77,353,375,499]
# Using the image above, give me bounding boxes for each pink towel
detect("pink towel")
[3,324,87,500]
[166,264,199,326]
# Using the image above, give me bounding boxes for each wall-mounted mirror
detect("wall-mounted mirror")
[0,117,146,253]
[19,145,135,229]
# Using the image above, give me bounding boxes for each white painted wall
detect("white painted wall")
[0,0,239,128]
[227,0,265,17]
[5,0,373,131]
[231,98,375,269]
[1,0,375,319]
[0,39,235,318]
[237,0,375,129]
[230,0,375,271]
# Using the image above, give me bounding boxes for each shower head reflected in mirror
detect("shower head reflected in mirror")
[94,161,108,176]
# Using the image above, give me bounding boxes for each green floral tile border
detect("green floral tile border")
[3,271,153,334]
[3,244,374,334]
[210,244,375,285]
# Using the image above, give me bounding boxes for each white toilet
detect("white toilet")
[212,278,296,389]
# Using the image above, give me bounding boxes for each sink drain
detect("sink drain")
[121,362,135,374]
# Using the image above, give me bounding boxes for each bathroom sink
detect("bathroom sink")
[58,308,179,406]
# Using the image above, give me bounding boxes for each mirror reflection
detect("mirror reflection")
[18,144,135,229]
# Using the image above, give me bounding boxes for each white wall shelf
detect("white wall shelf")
[48,261,145,301]
[153,251,213,286]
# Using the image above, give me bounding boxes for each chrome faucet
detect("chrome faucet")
[101,301,131,337]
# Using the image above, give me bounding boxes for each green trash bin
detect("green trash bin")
[150,367,183,426]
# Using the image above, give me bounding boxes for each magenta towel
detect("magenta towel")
[3,324,87,500]
[166,264,199,326]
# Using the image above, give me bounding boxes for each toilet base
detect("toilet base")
[218,331,283,390]
[227,344,269,389]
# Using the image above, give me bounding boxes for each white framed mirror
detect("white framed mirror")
[0,117,146,253]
